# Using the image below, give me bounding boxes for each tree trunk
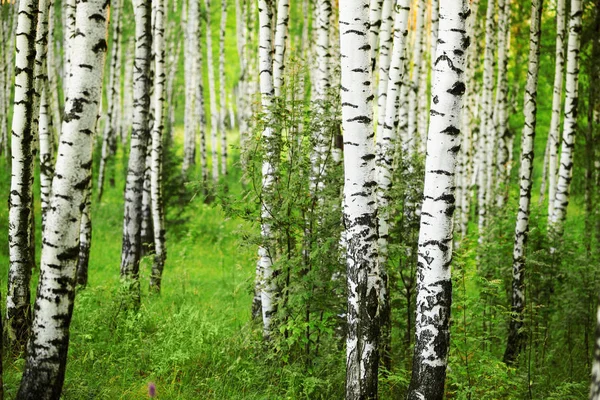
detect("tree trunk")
[219,0,227,176]
[339,2,380,398]
[549,0,583,237]
[120,0,152,307]
[182,0,197,174]
[407,1,469,398]
[7,0,39,349]
[256,0,278,338]
[406,0,426,157]
[547,0,566,222]
[272,0,289,97]
[39,87,54,232]
[97,0,123,201]
[376,0,410,372]
[150,0,167,292]
[16,0,108,395]
[503,0,543,366]
[205,0,219,183]
[76,184,92,287]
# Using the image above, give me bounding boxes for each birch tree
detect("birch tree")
[503,0,543,365]
[407,0,469,397]
[150,0,167,292]
[16,0,109,395]
[121,0,152,305]
[375,0,410,371]
[205,0,219,183]
[549,0,582,237]
[183,0,198,174]
[7,0,38,347]
[546,0,566,221]
[256,0,278,338]
[97,0,123,201]
[339,1,380,397]
[219,0,227,175]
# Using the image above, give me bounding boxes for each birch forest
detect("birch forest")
[0,0,600,398]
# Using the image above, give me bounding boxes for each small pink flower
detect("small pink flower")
[148,382,156,398]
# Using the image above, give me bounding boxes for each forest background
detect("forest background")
[0,0,598,398]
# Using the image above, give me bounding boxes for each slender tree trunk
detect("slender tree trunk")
[407,0,426,157]
[374,0,393,138]
[76,184,92,287]
[16,0,108,395]
[547,0,566,222]
[97,0,123,201]
[503,0,543,366]
[368,0,383,72]
[219,0,227,176]
[121,37,134,145]
[272,0,289,97]
[7,0,38,349]
[39,87,54,232]
[182,0,197,174]
[46,0,62,140]
[407,1,469,398]
[340,2,380,397]
[62,0,76,97]
[205,0,219,183]
[150,0,167,292]
[376,0,410,372]
[120,0,152,307]
[477,0,496,246]
[257,0,278,338]
[549,0,583,237]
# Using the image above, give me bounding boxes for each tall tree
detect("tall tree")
[549,0,583,237]
[339,1,380,397]
[256,0,278,338]
[150,0,167,292]
[7,0,39,348]
[503,0,543,366]
[219,0,227,175]
[545,0,566,221]
[375,0,410,371]
[97,0,123,201]
[182,0,198,174]
[16,0,109,395]
[205,0,219,183]
[407,0,469,397]
[121,0,152,306]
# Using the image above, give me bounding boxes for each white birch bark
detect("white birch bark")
[272,0,289,97]
[150,0,167,292]
[120,37,134,145]
[494,0,511,208]
[368,0,383,72]
[219,0,227,176]
[183,0,197,174]
[476,0,495,245]
[374,0,393,140]
[340,2,380,397]
[375,0,410,370]
[591,299,600,400]
[7,0,38,347]
[46,0,62,140]
[62,0,76,97]
[407,0,426,157]
[76,182,92,287]
[503,0,542,365]
[547,0,566,222]
[205,0,219,183]
[408,1,469,397]
[257,0,277,338]
[120,0,152,306]
[549,0,582,237]
[39,87,54,232]
[17,0,108,395]
[97,0,122,201]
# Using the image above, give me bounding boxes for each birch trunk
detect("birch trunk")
[477,0,496,245]
[39,87,54,232]
[46,0,62,140]
[340,2,380,397]
[407,0,426,157]
[183,0,197,174]
[97,0,122,201]
[374,0,393,140]
[547,0,566,222]
[368,0,383,72]
[408,1,469,397]
[272,0,289,97]
[150,0,167,292]
[591,297,600,400]
[16,0,108,395]
[7,0,38,348]
[120,37,134,145]
[62,0,76,96]
[76,183,92,287]
[257,0,278,338]
[205,0,219,183]
[121,0,152,306]
[376,0,410,372]
[549,0,582,237]
[219,0,227,175]
[503,0,543,366]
